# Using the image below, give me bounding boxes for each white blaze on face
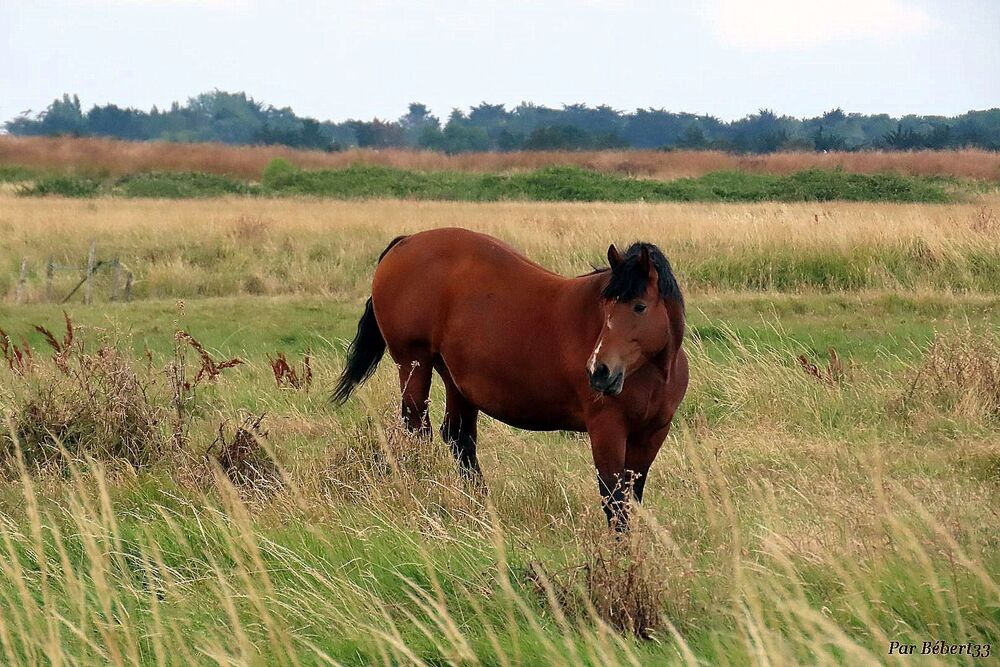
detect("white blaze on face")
[587,337,603,374]
[587,315,612,373]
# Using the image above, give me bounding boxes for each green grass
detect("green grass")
[3,292,999,363]
[13,161,958,202]
[0,165,42,183]
[0,293,997,664]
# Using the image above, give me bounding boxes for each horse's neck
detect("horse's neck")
[563,273,609,338]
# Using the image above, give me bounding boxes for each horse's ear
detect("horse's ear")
[607,244,623,269]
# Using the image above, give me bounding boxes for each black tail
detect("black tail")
[331,236,406,406]
[331,298,385,405]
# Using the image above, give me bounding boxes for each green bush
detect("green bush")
[19,175,102,197]
[116,172,259,198]
[0,165,40,183]
[261,158,298,187]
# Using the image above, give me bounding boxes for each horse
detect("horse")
[332,227,688,528]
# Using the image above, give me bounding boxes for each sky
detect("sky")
[1,0,997,125]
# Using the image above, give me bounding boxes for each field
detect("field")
[3,135,1000,181]
[0,189,998,665]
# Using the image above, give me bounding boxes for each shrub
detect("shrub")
[529,511,693,639]
[2,336,161,470]
[115,171,258,198]
[901,329,1000,422]
[207,413,283,493]
[0,165,39,183]
[19,174,102,197]
[167,330,243,447]
[268,351,312,390]
[261,158,298,188]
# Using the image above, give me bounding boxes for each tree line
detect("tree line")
[6,91,999,154]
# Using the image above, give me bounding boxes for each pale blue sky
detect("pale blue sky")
[1,0,997,124]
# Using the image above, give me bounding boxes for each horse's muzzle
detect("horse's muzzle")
[589,363,624,396]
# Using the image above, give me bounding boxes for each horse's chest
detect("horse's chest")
[618,380,673,428]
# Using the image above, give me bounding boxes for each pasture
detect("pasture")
[0,191,998,665]
[3,136,1000,181]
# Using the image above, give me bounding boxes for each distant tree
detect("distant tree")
[298,119,328,149]
[926,124,952,149]
[417,125,446,151]
[623,109,686,148]
[442,123,490,153]
[812,126,847,152]
[883,124,924,150]
[952,109,1000,149]
[467,103,509,128]
[184,91,266,144]
[349,119,406,148]
[822,108,847,123]
[559,103,623,137]
[677,123,708,149]
[400,103,440,145]
[413,110,488,153]
[13,94,89,136]
[87,104,146,140]
[730,108,795,153]
[496,128,524,151]
[5,89,1000,153]
[523,125,595,150]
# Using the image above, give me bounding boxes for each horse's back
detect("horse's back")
[375,228,544,332]
[371,228,555,343]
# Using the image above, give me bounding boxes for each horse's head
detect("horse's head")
[587,242,684,396]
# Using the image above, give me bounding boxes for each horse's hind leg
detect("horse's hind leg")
[397,352,432,438]
[438,366,484,486]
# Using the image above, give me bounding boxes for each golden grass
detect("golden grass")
[3,135,1000,180]
[2,193,999,303]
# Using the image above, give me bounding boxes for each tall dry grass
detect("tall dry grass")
[3,135,999,180]
[2,193,999,303]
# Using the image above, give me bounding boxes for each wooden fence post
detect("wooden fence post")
[111,258,121,302]
[124,272,133,303]
[46,258,54,302]
[84,241,96,305]
[15,258,28,304]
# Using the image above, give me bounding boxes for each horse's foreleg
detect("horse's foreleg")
[587,415,628,530]
[624,428,668,504]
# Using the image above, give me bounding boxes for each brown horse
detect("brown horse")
[333,228,688,528]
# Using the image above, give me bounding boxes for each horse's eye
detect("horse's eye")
[633,302,647,313]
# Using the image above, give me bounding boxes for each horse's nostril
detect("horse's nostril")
[594,363,610,378]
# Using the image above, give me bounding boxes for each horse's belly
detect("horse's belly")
[438,345,587,433]
[455,376,587,432]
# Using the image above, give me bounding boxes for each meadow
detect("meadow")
[0,191,998,665]
[2,135,1000,181]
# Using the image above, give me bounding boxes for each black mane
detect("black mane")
[600,242,683,305]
